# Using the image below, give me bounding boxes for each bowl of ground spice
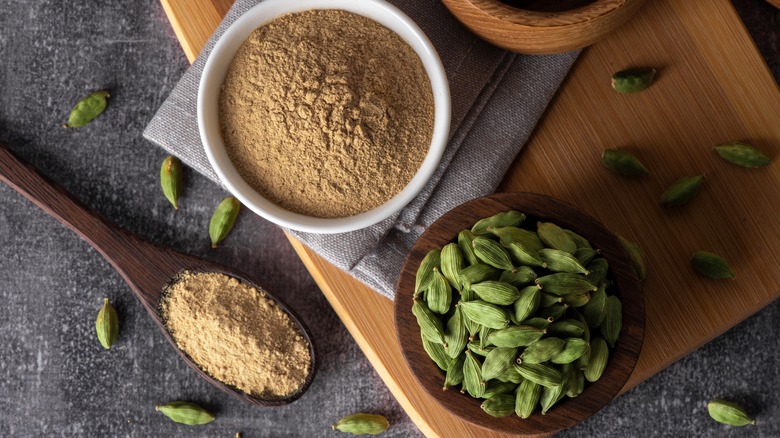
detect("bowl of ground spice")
[198,0,450,233]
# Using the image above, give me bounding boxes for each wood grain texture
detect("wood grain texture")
[161,0,780,435]
[395,193,644,435]
[0,143,317,408]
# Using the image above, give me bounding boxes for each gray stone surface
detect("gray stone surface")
[0,0,777,437]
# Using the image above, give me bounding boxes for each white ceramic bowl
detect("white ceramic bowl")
[198,0,451,234]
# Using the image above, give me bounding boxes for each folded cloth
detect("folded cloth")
[143,0,579,298]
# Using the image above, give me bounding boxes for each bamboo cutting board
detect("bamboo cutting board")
[160,0,780,436]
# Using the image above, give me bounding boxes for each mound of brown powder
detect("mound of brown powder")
[218,9,435,218]
[162,272,311,398]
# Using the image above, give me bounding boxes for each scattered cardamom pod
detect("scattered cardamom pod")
[537,222,577,254]
[691,251,735,279]
[515,363,563,388]
[714,142,770,168]
[472,211,526,236]
[426,270,451,314]
[611,67,657,93]
[160,156,184,210]
[463,351,486,398]
[457,229,480,266]
[459,300,510,330]
[481,394,516,417]
[661,175,704,207]
[95,298,119,349]
[421,332,451,371]
[443,353,466,389]
[520,337,566,364]
[440,243,464,290]
[707,399,756,427]
[209,196,241,248]
[618,235,647,281]
[473,237,515,270]
[332,413,390,435]
[515,378,542,419]
[444,307,468,359]
[536,273,598,295]
[415,249,441,297]
[63,90,110,128]
[471,281,520,306]
[481,347,519,381]
[603,295,623,348]
[584,336,609,382]
[413,300,447,346]
[601,149,650,176]
[513,286,541,322]
[156,401,215,425]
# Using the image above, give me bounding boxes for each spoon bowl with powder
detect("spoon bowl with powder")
[0,143,317,406]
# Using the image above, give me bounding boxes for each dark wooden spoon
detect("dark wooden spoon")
[0,143,317,406]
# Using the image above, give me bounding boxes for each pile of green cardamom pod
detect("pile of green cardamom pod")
[412,211,623,419]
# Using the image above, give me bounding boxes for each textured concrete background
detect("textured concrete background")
[0,0,777,437]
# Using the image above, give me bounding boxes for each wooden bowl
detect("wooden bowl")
[441,0,647,54]
[394,193,645,435]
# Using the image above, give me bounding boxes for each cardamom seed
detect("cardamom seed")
[661,175,704,207]
[515,363,563,388]
[563,292,591,308]
[481,381,518,400]
[209,196,241,248]
[582,282,607,328]
[459,300,510,329]
[537,222,577,254]
[415,249,441,297]
[512,286,541,323]
[156,401,215,425]
[95,297,119,349]
[611,67,657,93]
[473,237,515,270]
[471,281,520,306]
[563,363,585,398]
[540,382,566,415]
[691,250,735,279]
[714,142,770,168]
[574,247,601,266]
[539,248,590,275]
[463,351,486,398]
[457,230,480,266]
[547,319,586,338]
[707,400,756,427]
[412,299,447,346]
[487,325,546,348]
[520,337,566,364]
[585,258,609,286]
[443,353,466,389]
[618,235,647,281]
[426,270,452,314]
[536,273,597,295]
[498,266,536,287]
[481,394,515,417]
[444,306,468,359]
[481,347,519,381]
[63,90,110,128]
[160,156,184,210]
[515,378,542,419]
[471,211,526,236]
[603,295,622,348]
[421,331,451,371]
[584,336,609,382]
[601,149,650,176]
[458,264,500,291]
[440,243,464,290]
[551,338,589,364]
[332,413,390,435]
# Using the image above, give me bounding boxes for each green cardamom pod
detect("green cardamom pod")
[506,242,547,269]
[478,325,494,350]
[498,266,536,287]
[540,382,566,415]
[540,292,565,308]
[585,258,609,286]
[707,400,756,427]
[209,196,241,248]
[582,282,607,328]
[458,264,500,291]
[536,273,597,295]
[487,325,546,348]
[471,281,520,306]
[524,317,555,330]
[471,211,526,236]
[714,142,770,168]
[64,90,110,128]
[482,381,518,400]
[457,230,480,266]
[548,318,586,338]
[463,351,486,398]
[563,292,591,308]
[618,235,647,281]
[601,149,650,176]
[611,67,657,93]
[513,286,541,323]
[536,303,568,321]
[520,337,566,365]
[572,309,591,343]
[537,222,577,254]
[440,243,464,290]
[156,401,215,425]
[496,365,523,384]
[473,237,515,270]
[95,297,119,349]
[426,270,452,314]
[551,338,589,364]
[565,229,592,249]
[332,413,390,435]
[603,295,622,348]
[539,248,590,275]
[415,249,441,297]
[444,307,468,359]
[443,353,466,389]
[421,332,451,371]
[515,363,563,388]
[515,378,542,419]
[467,341,495,357]
[563,362,585,398]
[491,226,544,252]
[412,300,447,346]
[661,175,704,207]
[574,248,601,266]
[160,156,184,210]
[691,250,735,279]
[463,311,480,338]
[459,300,510,330]
[481,394,515,417]
[481,347,519,381]
[584,336,609,382]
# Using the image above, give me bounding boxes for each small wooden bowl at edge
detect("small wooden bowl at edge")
[440,0,648,54]
[394,193,645,435]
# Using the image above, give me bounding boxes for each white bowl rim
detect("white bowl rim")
[198,0,451,234]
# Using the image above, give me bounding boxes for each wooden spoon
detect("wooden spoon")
[0,143,317,406]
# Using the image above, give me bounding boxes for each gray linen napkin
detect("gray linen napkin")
[143,0,579,298]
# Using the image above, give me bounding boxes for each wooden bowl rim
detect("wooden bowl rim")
[394,192,645,435]
[462,0,632,27]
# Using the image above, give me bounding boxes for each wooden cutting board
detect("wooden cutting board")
[161,0,780,436]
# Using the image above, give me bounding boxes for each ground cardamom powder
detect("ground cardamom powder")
[162,272,311,398]
[218,9,435,218]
